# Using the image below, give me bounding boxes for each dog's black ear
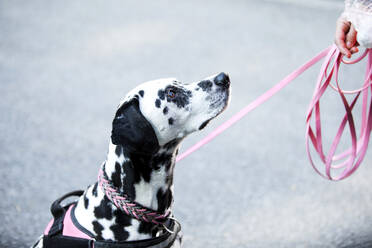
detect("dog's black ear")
[111,98,160,155]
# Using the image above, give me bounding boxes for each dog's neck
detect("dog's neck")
[75,139,180,241]
[103,140,179,212]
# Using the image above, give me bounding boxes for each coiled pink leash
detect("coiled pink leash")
[177,44,372,181]
[306,45,372,180]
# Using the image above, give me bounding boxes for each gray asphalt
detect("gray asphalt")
[1,0,372,247]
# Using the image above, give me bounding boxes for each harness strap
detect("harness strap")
[43,235,93,248]
[44,190,181,248]
[48,190,84,236]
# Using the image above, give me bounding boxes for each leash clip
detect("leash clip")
[160,217,181,234]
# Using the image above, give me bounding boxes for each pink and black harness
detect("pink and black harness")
[42,188,180,248]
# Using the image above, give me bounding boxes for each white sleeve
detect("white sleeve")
[342,0,372,48]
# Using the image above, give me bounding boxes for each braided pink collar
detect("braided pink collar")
[98,169,170,225]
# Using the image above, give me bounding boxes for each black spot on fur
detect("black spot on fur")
[122,149,160,194]
[164,85,192,108]
[92,194,132,241]
[138,90,144,97]
[84,193,89,209]
[168,118,174,125]
[155,99,161,108]
[163,106,168,115]
[113,209,132,225]
[121,159,137,199]
[163,139,179,151]
[111,162,122,189]
[158,89,165,100]
[110,209,132,240]
[166,174,173,186]
[166,161,173,172]
[94,195,113,220]
[129,154,155,182]
[115,145,123,157]
[119,140,178,193]
[151,152,173,171]
[138,222,158,237]
[110,224,130,241]
[113,209,132,226]
[156,188,173,213]
[93,221,104,240]
[197,80,213,92]
[199,119,210,130]
[92,183,98,197]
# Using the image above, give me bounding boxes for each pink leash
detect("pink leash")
[306,45,372,180]
[176,44,372,181]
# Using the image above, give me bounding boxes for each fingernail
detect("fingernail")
[346,41,352,48]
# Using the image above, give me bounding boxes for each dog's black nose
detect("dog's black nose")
[214,72,230,88]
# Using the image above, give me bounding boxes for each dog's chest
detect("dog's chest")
[74,152,175,242]
[74,183,155,241]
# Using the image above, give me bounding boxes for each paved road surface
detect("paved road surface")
[1,0,372,247]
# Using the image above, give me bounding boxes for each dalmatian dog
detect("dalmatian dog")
[33,72,230,248]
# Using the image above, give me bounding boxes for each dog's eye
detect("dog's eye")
[167,89,176,99]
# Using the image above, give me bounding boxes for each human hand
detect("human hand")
[335,15,359,58]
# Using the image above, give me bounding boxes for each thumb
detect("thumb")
[345,24,358,49]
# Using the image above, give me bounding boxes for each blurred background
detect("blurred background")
[1,0,372,247]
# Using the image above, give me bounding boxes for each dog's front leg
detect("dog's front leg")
[31,235,44,248]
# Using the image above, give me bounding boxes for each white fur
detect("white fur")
[134,166,168,210]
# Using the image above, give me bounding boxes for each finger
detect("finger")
[335,17,351,57]
[335,34,351,57]
[345,24,357,49]
[350,46,359,54]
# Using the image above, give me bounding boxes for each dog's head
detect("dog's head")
[111,72,230,155]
